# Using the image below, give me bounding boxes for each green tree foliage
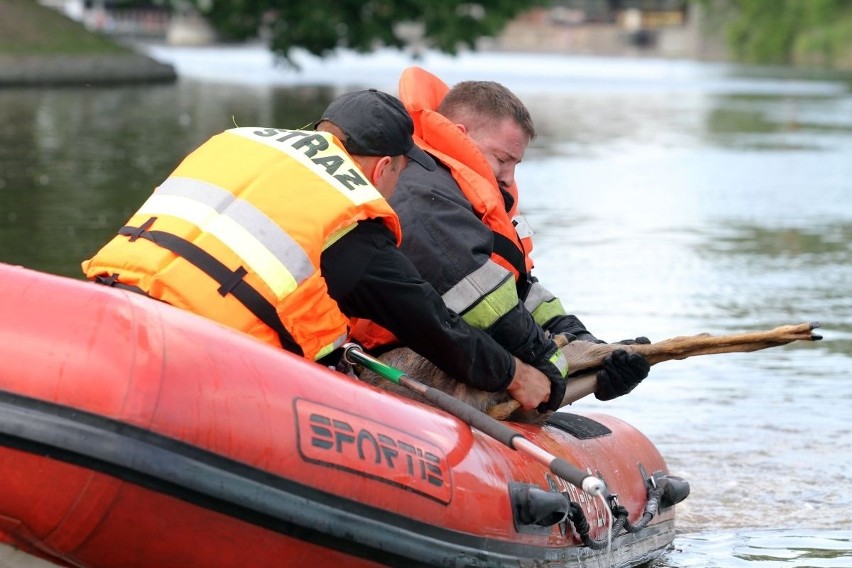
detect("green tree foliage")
[182,0,541,66]
[700,0,852,67]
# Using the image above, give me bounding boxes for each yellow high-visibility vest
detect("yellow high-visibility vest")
[83,127,401,360]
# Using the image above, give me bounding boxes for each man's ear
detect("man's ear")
[368,155,393,185]
[368,155,398,199]
[455,123,468,135]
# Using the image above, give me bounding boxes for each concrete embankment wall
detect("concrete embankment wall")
[0,0,175,87]
[0,52,176,87]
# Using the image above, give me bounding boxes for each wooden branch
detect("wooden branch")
[486,322,822,420]
[563,321,820,372]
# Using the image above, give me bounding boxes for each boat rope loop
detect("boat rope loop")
[565,483,665,550]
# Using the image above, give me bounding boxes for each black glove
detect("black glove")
[571,331,605,344]
[572,333,651,345]
[614,336,651,345]
[530,341,569,413]
[541,313,602,344]
[595,349,650,401]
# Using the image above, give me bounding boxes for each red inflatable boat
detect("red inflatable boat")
[0,262,687,567]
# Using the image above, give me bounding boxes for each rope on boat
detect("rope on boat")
[565,483,666,550]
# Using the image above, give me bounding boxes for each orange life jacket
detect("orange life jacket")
[352,67,536,351]
[399,66,535,277]
[83,127,401,361]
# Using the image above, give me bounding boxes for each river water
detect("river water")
[1,45,850,567]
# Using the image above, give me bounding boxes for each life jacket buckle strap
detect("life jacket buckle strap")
[93,273,149,297]
[115,222,303,357]
[127,217,157,242]
[95,273,120,286]
[218,266,248,296]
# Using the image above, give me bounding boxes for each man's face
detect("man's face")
[467,117,530,191]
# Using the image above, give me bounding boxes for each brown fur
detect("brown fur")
[357,322,822,422]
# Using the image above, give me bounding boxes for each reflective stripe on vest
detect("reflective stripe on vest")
[441,260,517,329]
[137,177,312,300]
[524,281,568,329]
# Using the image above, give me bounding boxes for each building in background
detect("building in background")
[38,0,725,59]
[38,0,214,45]
[487,1,726,60]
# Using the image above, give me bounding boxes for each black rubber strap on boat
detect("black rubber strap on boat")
[118,219,303,357]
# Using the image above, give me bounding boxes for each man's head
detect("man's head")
[439,81,535,192]
[316,89,435,197]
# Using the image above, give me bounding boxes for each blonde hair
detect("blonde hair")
[438,81,536,140]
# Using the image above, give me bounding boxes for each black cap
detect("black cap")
[317,89,436,171]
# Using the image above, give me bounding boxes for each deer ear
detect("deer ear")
[553,334,575,348]
[614,337,652,345]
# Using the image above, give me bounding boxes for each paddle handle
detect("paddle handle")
[343,344,604,495]
[412,376,595,490]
